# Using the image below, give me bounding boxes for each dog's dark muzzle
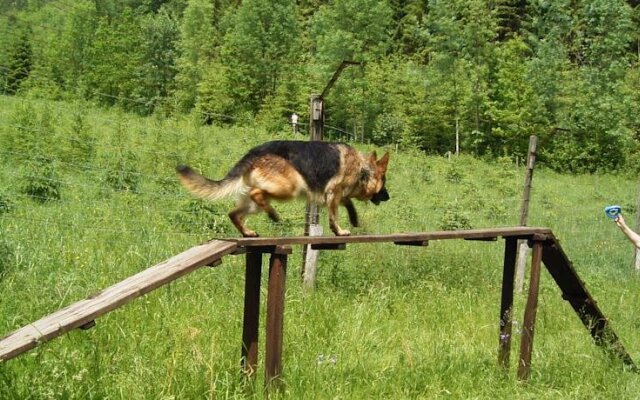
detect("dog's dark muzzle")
[370,187,390,205]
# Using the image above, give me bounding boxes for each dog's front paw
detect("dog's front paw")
[335,229,351,236]
[242,230,259,237]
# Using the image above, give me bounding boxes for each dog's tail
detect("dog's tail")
[176,165,245,201]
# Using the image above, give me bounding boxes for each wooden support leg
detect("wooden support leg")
[241,252,262,377]
[265,249,288,390]
[498,237,518,369]
[517,240,544,380]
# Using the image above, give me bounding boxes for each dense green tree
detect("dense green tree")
[308,0,393,143]
[58,2,99,94]
[387,0,428,56]
[543,0,635,172]
[2,29,32,95]
[484,38,547,158]
[218,0,300,115]
[495,0,528,40]
[83,10,145,107]
[312,0,393,64]
[15,3,80,99]
[172,0,216,113]
[136,8,179,110]
[83,6,178,114]
[419,0,496,154]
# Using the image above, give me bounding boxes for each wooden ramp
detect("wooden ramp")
[0,240,237,362]
[540,234,636,367]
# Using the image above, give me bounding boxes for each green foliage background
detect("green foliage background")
[1,0,640,171]
[1,96,640,398]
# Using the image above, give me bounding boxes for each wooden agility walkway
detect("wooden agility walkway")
[0,227,635,384]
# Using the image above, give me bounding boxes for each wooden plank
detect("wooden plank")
[0,240,238,362]
[235,227,552,248]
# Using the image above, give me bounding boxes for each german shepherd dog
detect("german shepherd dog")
[176,140,390,237]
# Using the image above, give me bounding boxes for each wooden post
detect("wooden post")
[241,252,262,377]
[515,135,538,293]
[301,94,324,287]
[265,247,290,389]
[302,224,322,289]
[517,240,544,381]
[498,237,518,369]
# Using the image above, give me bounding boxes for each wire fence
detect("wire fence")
[0,109,358,240]
[1,93,639,340]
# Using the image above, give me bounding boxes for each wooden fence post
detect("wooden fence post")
[515,135,538,293]
[301,94,324,288]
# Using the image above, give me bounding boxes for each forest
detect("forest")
[1,0,640,173]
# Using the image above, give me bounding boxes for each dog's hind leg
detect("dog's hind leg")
[342,198,359,227]
[249,188,281,222]
[229,198,259,237]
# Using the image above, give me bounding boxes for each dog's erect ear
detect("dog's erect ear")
[369,151,377,165]
[377,151,390,171]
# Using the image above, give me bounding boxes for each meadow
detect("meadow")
[1,96,640,399]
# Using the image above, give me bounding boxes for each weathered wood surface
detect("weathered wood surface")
[234,227,553,247]
[0,240,237,362]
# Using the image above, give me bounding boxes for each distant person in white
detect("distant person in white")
[291,113,299,134]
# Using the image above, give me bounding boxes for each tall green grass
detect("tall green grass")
[1,96,639,398]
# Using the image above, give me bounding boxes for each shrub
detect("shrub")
[372,112,406,146]
[64,112,95,165]
[0,239,13,280]
[0,192,13,214]
[104,151,140,193]
[439,201,472,230]
[445,163,465,183]
[172,199,234,235]
[22,156,61,202]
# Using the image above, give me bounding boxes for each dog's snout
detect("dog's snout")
[379,189,389,201]
[370,188,389,205]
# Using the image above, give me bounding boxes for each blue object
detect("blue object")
[604,205,622,220]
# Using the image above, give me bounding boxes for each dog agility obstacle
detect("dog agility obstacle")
[0,227,636,385]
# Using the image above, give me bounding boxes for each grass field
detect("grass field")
[1,96,640,398]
